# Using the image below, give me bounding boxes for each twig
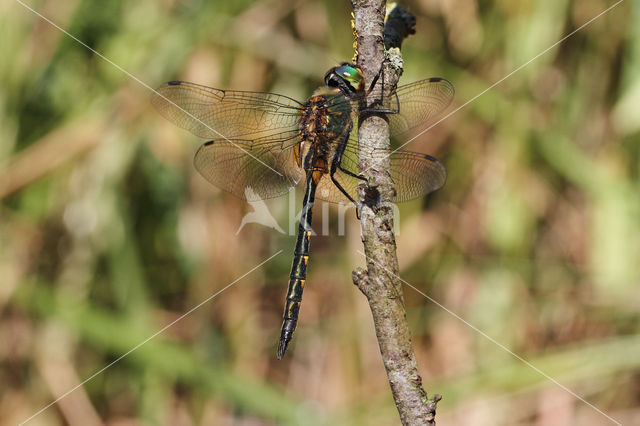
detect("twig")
[351,2,441,424]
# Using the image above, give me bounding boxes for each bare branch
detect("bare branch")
[351,1,441,424]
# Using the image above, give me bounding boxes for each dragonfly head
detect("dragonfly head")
[324,63,364,96]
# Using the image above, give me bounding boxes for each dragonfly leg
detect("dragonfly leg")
[333,151,383,220]
[329,157,362,221]
[363,59,402,115]
[336,163,368,220]
[331,160,365,220]
[366,58,389,95]
[338,163,366,181]
[329,172,363,220]
[329,166,358,207]
[359,101,399,117]
[330,125,362,211]
[366,65,382,95]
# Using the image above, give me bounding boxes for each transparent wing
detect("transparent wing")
[387,150,446,202]
[315,141,446,204]
[385,77,454,139]
[193,130,304,201]
[152,81,303,140]
[330,77,454,140]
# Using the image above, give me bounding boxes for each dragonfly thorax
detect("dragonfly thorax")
[300,94,352,148]
[297,93,353,177]
[299,95,331,142]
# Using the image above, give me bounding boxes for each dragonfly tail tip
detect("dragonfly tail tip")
[277,318,296,359]
[277,339,289,360]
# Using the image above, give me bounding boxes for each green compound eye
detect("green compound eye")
[335,64,363,87]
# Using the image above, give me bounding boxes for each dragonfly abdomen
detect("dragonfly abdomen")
[277,172,317,359]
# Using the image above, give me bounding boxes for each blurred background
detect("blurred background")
[2,0,640,424]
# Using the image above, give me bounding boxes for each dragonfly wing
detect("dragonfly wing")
[316,141,446,204]
[386,150,446,202]
[152,81,303,140]
[387,78,454,140]
[353,77,454,141]
[334,77,453,147]
[194,130,304,201]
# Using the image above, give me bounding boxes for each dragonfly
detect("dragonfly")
[152,63,454,359]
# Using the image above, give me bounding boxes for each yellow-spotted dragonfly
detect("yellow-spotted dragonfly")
[152,63,453,359]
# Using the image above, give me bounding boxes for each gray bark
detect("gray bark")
[350,1,441,424]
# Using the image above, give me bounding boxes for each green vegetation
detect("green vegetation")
[1,0,639,424]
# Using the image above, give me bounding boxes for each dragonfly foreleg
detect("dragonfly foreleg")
[366,57,389,95]
[363,59,402,116]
